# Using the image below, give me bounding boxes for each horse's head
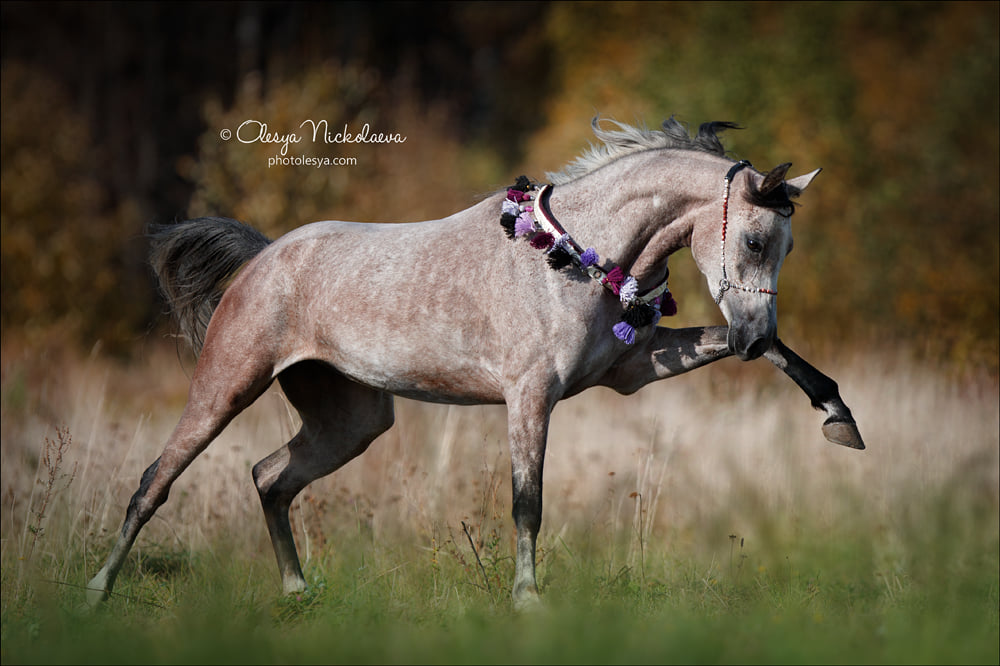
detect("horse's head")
[691,161,820,361]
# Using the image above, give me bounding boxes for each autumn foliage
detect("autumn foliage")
[1,3,997,369]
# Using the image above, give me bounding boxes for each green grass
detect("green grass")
[2,344,997,663]
[3,504,997,665]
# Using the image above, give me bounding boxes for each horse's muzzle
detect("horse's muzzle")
[728,326,773,361]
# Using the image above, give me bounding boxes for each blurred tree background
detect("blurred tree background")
[2,2,997,371]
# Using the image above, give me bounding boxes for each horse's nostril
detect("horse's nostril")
[728,326,770,361]
[744,337,769,361]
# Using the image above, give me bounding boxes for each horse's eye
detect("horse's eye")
[746,238,764,254]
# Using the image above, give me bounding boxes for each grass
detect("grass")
[1,340,997,664]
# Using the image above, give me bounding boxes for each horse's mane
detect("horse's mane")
[546,116,738,185]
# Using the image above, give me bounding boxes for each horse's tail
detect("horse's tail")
[149,217,272,356]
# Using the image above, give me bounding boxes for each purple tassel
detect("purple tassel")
[612,321,636,344]
[579,248,598,267]
[530,232,554,250]
[514,212,535,237]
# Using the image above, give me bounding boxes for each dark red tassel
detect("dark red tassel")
[530,232,554,250]
[603,265,625,294]
[507,188,530,203]
[661,293,678,316]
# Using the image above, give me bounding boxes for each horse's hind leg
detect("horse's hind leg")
[86,350,274,607]
[252,360,394,594]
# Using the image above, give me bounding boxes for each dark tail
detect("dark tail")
[149,217,272,355]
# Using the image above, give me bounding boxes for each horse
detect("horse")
[86,116,864,609]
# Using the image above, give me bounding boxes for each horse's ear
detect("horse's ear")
[761,163,792,194]
[786,168,822,198]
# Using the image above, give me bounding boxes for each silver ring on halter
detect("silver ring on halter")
[715,278,731,304]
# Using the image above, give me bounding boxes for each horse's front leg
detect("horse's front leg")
[764,339,865,449]
[504,387,552,610]
[600,325,733,393]
[600,326,864,450]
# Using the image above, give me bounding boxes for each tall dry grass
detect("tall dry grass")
[1,337,997,597]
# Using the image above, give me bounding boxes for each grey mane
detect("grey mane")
[546,116,738,185]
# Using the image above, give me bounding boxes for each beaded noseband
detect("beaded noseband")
[715,161,779,305]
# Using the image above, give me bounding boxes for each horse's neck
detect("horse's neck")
[545,151,724,287]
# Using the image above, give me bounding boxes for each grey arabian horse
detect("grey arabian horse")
[87,117,863,609]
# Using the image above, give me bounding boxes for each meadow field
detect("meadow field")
[1,339,997,664]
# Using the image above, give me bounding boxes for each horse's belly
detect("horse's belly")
[308,325,506,405]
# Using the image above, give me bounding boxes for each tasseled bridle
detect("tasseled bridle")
[499,162,785,344]
[499,176,675,345]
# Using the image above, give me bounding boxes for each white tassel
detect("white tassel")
[502,198,521,216]
[619,276,639,304]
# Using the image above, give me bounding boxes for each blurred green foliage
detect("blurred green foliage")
[1,2,997,369]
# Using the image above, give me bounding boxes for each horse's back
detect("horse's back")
[216,211,511,402]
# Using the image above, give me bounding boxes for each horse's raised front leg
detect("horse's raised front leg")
[600,325,733,393]
[504,386,553,610]
[764,339,865,449]
[599,326,864,449]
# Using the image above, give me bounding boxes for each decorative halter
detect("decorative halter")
[499,176,676,345]
[715,161,779,305]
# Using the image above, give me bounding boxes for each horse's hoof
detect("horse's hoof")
[513,597,543,613]
[75,599,100,616]
[85,571,110,609]
[822,419,865,450]
[512,590,543,613]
